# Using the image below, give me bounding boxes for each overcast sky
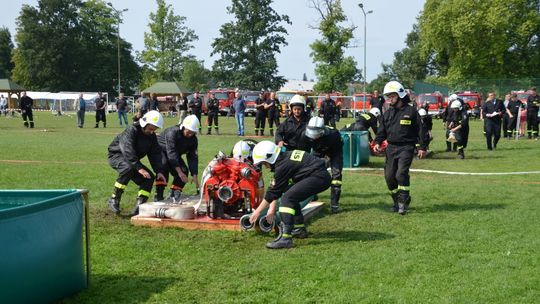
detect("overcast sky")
[2,0,425,82]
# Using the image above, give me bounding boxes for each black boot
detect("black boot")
[154,185,165,201]
[24,121,29,128]
[291,216,308,238]
[260,130,264,136]
[397,191,410,215]
[168,189,182,203]
[108,187,124,214]
[30,121,34,128]
[130,196,148,216]
[266,223,294,249]
[390,192,398,212]
[255,130,259,136]
[458,149,465,159]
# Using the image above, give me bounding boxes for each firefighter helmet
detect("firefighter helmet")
[383,81,407,98]
[140,110,164,129]
[418,108,427,116]
[306,117,325,140]
[252,140,280,165]
[369,107,381,117]
[449,94,458,102]
[180,115,200,133]
[232,140,254,162]
[450,100,462,109]
[289,94,306,108]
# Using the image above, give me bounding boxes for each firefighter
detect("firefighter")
[418,108,433,155]
[249,140,331,249]
[19,91,34,128]
[506,93,524,138]
[188,92,203,133]
[374,81,426,215]
[445,100,468,159]
[254,92,267,136]
[481,92,505,150]
[231,139,258,163]
[206,92,220,135]
[107,110,166,216]
[154,115,200,202]
[275,94,311,151]
[266,92,280,136]
[94,92,106,128]
[305,95,315,117]
[341,107,380,141]
[319,93,337,128]
[304,117,344,213]
[526,87,539,140]
[443,94,468,152]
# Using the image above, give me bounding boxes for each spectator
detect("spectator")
[481,92,505,150]
[74,93,86,128]
[137,92,150,119]
[370,90,385,111]
[503,93,511,138]
[117,93,129,127]
[319,93,337,128]
[233,91,246,136]
[94,92,106,128]
[176,93,188,122]
[19,91,34,128]
[150,93,159,111]
[0,94,7,116]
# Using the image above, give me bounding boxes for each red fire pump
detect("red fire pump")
[203,157,264,219]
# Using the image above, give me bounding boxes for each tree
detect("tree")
[211,0,291,90]
[387,24,428,89]
[0,27,14,79]
[180,59,211,92]
[309,0,360,93]
[140,0,198,84]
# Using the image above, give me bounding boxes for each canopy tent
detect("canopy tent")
[8,91,107,113]
[142,82,190,112]
[0,79,26,109]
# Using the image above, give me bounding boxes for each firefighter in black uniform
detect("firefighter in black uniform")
[249,140,331,249]
[305,95,315,117]
[266,92,280,136]
[206,93,220,135]
[319,93,337,128]
[341,107,381,141]
[254,92,267,136]
[418,108,433,154]
[445,100,469,159]
[107,110,166,216]
[506,93,524,138]
[275,94,310,151]
[481,92,506,150]
[188,92,203,133]
[94,92,106,128]
[19,91,34,128]
[154,114,200,202]
[374,81,426,215]
[443,94,468,152]
[304,117,344,213]
[526,87,539,140]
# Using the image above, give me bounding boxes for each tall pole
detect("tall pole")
[358,4,372,111]
[107,3,128,95]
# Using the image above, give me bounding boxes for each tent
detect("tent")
[0,79,26,109]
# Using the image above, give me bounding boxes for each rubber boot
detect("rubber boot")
[266,223,294,249]
[397,191,410,215]
[255,130,259,136]
[30,121,34,128]
[260,130,264,136]
[390,192,398,212]
[291,216,308,238]
[154,185,165,201]
[330,185,342,213]
[108,187,123,214]
[458,149,465,159]
[130,196,148,216]
[24,121,29,128]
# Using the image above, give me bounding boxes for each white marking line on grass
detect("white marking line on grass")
[344,167,540,175]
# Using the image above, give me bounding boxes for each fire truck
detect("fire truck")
[417,92,445,118]
[455,91,483,118]
[205,89,236,116]
[242,90,267,117]
[316,92,349,117]
[352,93,374,114]
[276,90,314,117]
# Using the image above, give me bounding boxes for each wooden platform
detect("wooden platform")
[131,201,325,231]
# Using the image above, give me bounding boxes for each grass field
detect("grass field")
[1,111,539,303]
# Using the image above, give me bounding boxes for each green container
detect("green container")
[340,131,370,167]
[0,190,89,304]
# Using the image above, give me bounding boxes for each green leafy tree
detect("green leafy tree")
[0,27,14,78]
[180,59,210,92]
[388,24,428,89]
[309,0,360,93]
[140,0,198,84]
[211,0,290,90]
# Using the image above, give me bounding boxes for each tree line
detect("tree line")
[1,0,539,96]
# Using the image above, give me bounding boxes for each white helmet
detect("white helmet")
[383,81,407,98]
[369,107,381,117]
[448,94,458,102]
[418,108,427,117]
[180,114,200,133]
[450,100,462,109]
[289,94,306,108]
[306,117,325,140]
[252,140,280,165]
[140,110,164,129]
[232,140,254,162]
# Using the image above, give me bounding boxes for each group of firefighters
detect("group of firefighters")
[106,80,428,249]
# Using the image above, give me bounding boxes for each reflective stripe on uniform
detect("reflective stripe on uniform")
[390,188,398,194]
[400,119,411,125]
[361,113,371,120]
[331,180,342,185]
[138,189,151,198]
[294,223,305,228]
[279,207,296,215]
[282,233,292,238]
[397,185,410,191]
[114,182,127,189]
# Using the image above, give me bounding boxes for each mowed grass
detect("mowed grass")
[1,111,539,303]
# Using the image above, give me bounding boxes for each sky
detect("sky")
[2,0,425,82]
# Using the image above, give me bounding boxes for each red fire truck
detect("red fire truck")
[455,91,483,118]
[205,89,236,116]
[417,92,445,118]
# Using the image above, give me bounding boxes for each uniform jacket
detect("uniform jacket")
[320,98,337,119]
[207,98,219,114]
[108,122,163,173]
[507,100,524,116]
[375,100,425,149]
[255,97,267,115]
[158,125,198,176]
[527,94,540,113]
[342,112,378,133]
[275,114,310,151]
[264,150,328,202]
[266,98,280,115]
[20,96,33,111]
[306,128,343,159]
[481,99,506,121]
[189,97,203,115]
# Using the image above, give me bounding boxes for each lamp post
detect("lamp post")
[358,3,372,112]
[107,3,128,96]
